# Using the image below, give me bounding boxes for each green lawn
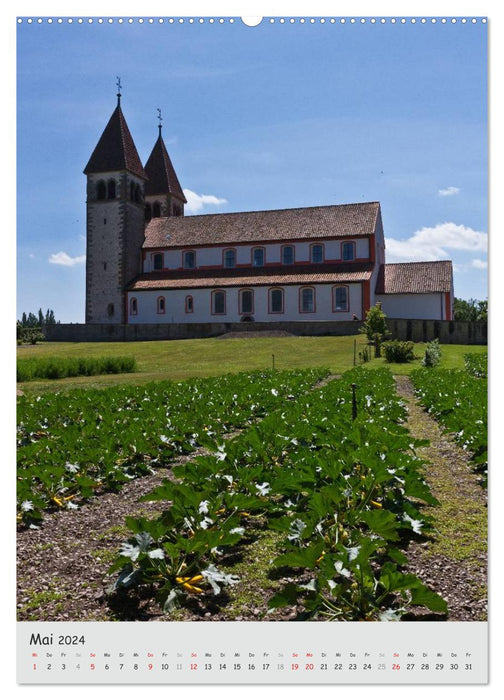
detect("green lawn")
[17,336,487,393]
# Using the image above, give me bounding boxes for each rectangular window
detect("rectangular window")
[269,288,284,314]
[282,245,294,265]
[212,290,226,314]
[239,289,253,314]
[311,244,324,263]
[183,251,196,269]
[224,249,236,268]
[333,286,348,311]
[300,287,315,313]
[252,248,265,267]
[342,242,355,261]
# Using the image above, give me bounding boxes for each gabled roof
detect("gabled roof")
[144,201,381,249]
[84,103,146,179]
[128,266,373,291]
[144,132,186,202]
[375,261,453,294]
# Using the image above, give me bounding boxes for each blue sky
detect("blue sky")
[16,15,488,322]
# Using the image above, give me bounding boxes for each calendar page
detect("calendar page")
[15,5,489,688]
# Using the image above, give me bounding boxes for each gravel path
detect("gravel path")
[394,375,487,621]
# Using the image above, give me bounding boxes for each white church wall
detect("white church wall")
[376,293,445,320]
[128,283,363,324]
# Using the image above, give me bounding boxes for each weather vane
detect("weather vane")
[157,107,163,133]
[116,76,122,104]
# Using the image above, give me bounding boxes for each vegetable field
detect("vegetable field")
[17,360,488,622]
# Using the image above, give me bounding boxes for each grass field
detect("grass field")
[16,335,487,393]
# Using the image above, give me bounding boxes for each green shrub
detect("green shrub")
[17,356,137,382]
[360,303,388,342]
[422,338,441,367]
[383,340,415,363]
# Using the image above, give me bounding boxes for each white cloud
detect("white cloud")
[183,189,227,215]
[438,186,460,196]
[49,251,86,267]
[385,222,487,262]
[471,258,488,269]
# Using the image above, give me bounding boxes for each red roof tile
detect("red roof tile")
[144,132,186,202]
[84,104,146,179]
[143,201,381,249]
[375,261,453,294]
[128,266,372,291]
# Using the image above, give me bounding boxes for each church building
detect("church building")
[84,94,454,326]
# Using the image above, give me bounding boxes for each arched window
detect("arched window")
[299,287,315,313]
[145,203,152,222]
[157,296,166,314]
[310,243,324,264]
[252,247,265,267]
[97,180,106,200]
[153,201,161,218]
[239,289,254,315]
[185,295,194,313]
[341,241,355,261]
[183,250,196,269]
[130,297,138,316]
[269,288,284,314]
[282,245,294,265]
[153,253,163,270]
[107,179,116,199]
[333,286,349,312]
[223,249,236,268]
[211,290,226,315]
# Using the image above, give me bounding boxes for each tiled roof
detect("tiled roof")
[84,104,146,179]
[143,201,381,249]
[375,261,453,294]
[144,132,186,202]
[128,266,373,291]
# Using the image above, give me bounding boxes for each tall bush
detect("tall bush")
[360,303,388,342]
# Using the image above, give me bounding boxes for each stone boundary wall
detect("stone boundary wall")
[44,319,487,345]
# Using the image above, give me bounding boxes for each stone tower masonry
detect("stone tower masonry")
[84,94,147,324]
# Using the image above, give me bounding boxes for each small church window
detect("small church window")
[153,253,163,270]
[311,244,324,264]
[223,249,236,268]
[157,296,166,314]
[212,290,226,314]
[185,295,194,313]
[130,297,138,315]
[97,180,106,200]
[107,303,115,317]
[300,287,315,313]
[333,286,348,312]
[183,250,196,269]
[282,245,294,265]
[145,204,152,222]
[269,288,284,314]
[252,247,265,267]
[153,201,162,218]
[135,184,141,203]
[130,182,135,201]
[239,289,254,315]
[342,241,355,261]
[107,179,116,199]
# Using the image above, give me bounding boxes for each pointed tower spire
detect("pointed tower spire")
[144,111,186,214]
[83,89,146,179]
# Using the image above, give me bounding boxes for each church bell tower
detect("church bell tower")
[83,81,147,324]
